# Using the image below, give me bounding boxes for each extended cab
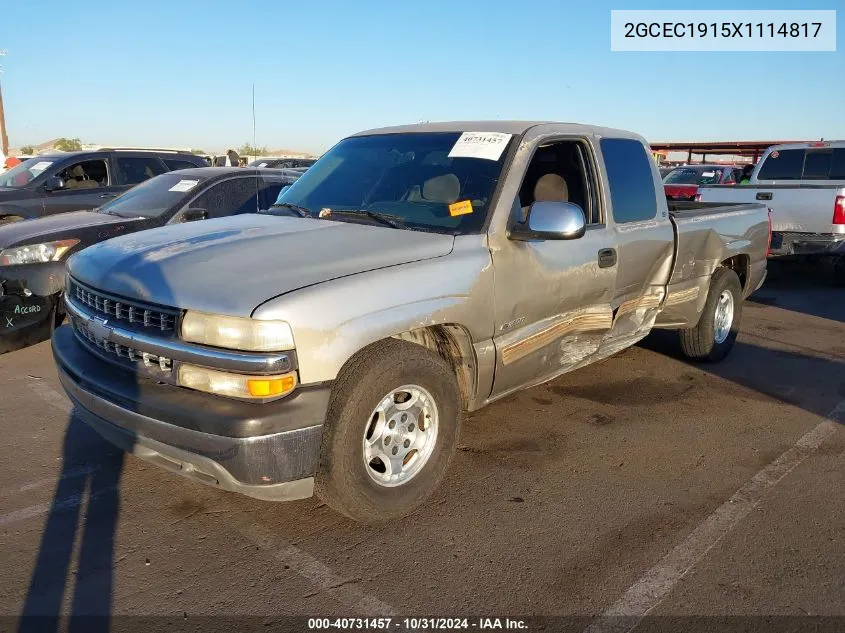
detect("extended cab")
[697,141,845,284]
[52,122,770,522]
[0,167,300,354]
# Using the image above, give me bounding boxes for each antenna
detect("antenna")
[252,83,259,211]
[0,49,9,157]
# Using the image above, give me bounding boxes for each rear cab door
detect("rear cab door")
[596,137,675,341]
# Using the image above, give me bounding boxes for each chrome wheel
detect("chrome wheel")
[713,289,734,344]
[363,384,439,487]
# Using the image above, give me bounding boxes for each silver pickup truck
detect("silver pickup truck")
[52,121,770,522]
[697,141,845,285]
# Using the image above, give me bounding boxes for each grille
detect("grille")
[70,279,178,332]
[73,319,173,373]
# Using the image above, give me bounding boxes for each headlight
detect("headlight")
[0,239,80,266]
[181,310,295,351]
[177,364,297,400]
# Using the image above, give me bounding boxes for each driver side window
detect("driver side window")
[57,159,108,190]
[515,140,599,225]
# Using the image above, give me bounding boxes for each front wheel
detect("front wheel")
[315,339,462,523]
[679,267,743,362]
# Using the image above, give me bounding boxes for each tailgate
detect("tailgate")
[699,185,842,235]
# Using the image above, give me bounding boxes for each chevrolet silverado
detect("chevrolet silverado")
[52,121,771,522]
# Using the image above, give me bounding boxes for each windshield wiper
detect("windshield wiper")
[267,202,312,218]
[324,209,405,229]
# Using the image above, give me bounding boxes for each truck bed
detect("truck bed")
[654,200,770,329]
[697,183,845,236]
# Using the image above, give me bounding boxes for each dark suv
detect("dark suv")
[0,149,207,224]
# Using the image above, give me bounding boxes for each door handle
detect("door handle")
[756,192,773,201]
[598,248,617,268]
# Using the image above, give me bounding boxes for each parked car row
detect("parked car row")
[44,120,771,522]
[0,165,302,353]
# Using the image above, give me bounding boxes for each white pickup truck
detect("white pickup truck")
[697,141,845,285]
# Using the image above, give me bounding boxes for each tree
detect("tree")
[236,143,267,156]
[192,149,206,155]
[54,137,82,151]
[20,145,35,155]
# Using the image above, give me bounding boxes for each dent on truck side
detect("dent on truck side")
[657,206,769,328]
[252,234,496,408]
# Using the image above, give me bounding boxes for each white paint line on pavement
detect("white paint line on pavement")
[28,380,72,414]
[0,485,118,527]
[583,399,845,633]
[241,523,397,616]
[0,463,102,499]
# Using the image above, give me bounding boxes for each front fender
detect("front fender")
[252,238,494,384]
[0,261,67,297]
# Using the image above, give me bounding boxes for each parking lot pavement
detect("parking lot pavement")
[0,261,842,628]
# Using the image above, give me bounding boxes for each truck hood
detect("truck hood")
[0,211,145,249]
[67,214,456,316]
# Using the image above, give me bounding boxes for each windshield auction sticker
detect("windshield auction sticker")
[448,132,511,161]
[168,179,200,192]
[448,200,473,217]
[610,10,836,51]
[29,161,53,174]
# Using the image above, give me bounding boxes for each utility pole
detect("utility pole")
[0,50,8,157]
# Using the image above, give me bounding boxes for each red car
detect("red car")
[663,164,741,200]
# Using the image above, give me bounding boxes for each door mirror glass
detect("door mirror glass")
[44,176,66,192]
[181,207,208,222]
[511,201,586,241]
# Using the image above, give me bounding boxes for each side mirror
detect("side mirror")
[509,201,586,241]
[181,207,208,222]
[44,176,65,192]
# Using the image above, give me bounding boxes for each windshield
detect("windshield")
[263,132,512,234]
[664,167,724,185]
[0,158,55,188]
[97,173,208,218]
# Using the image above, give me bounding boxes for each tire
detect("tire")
[315,338,462,523]
[679,267,743,362]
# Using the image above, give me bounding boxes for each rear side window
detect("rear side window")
[757,149,805,180]
[118,157,167,185]
[830,149,845,180]
[600,138,657,223]
[163,159,200,171]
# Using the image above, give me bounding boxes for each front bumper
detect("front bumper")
[52,325,330,501]
[1,262,66,353]
[769,232,845,257]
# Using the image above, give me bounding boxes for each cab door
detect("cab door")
[489,137,618,399]
[597,138,674,342]
[42,156,121,215]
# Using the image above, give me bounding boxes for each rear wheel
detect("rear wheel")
[315,339,462,523]
[679,267,743,362]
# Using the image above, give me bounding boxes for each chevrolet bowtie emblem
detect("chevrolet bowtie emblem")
[88,316,112,341]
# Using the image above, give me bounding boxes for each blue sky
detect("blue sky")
[1,0,842,153]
